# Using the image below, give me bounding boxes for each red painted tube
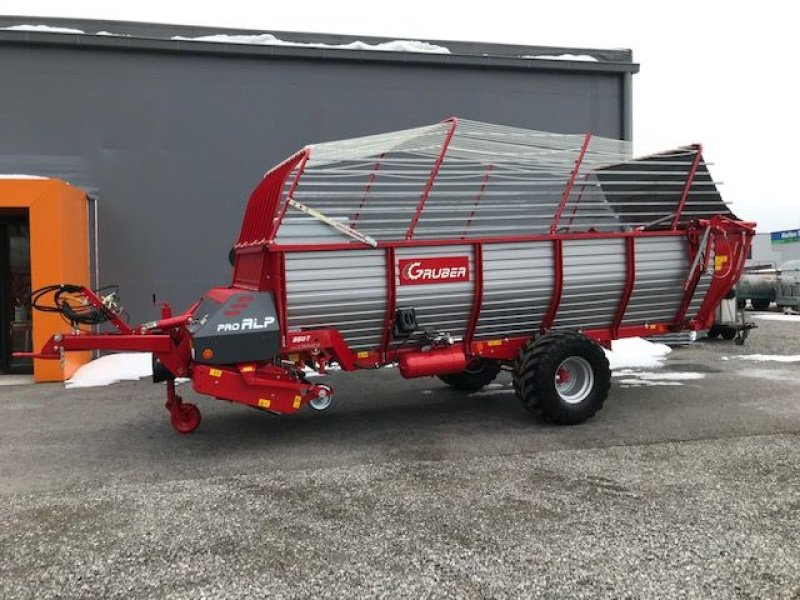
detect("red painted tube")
[398,346,468,378]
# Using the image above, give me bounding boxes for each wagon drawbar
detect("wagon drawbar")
[22,118,755,433]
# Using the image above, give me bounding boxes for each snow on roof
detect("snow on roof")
[522,53,599,62]
[1,23,611,62]
[0,174,49,179]
[1,24,84,34]
[171,33,451,54]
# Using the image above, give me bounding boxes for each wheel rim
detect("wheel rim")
[309,385,333,411]
[554,356,594,405]
[172,404,200,433]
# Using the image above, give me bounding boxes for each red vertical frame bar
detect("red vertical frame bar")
[405,118,459,240]
[275,251,289,347]
[541,239,564,332]
[611,237,636,339]
[670,144,703,230]
[563,172,591,233]
[550,133,592,235]
[673,229,711,327]
[267,149,311,244]
[351,153,384,226]
[462,164,493,237]
[380,247,397,362]
[464,243,484,350]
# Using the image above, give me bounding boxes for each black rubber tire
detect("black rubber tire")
[751,298,771,311]
[720,326,737,341]
[438,359,501,392]
[514,331,611,425]
[706,327,720,339]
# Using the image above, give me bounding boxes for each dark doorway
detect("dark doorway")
[0,214,32,374]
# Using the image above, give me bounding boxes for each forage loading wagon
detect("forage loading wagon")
[25,118,754,433]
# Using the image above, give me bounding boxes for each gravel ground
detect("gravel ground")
[0,311,799,598]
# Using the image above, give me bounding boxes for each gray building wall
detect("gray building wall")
[0,18,637,321]
[750,231,800,267]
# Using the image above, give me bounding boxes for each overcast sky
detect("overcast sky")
[4,0,796,232]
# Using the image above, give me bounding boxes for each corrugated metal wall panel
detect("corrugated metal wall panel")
[555,239,626,329]
[686,250,714,318]
[284,233,718,351]
[285,249,386,349]
[476,242,553,339]
[622,237,687,324]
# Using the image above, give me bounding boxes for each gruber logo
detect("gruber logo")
[398,256,470,286]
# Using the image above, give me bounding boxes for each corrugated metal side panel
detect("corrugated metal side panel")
[555,239,626,330]
[686,251,714,318]
[285,249,386,350]
[622,237,688,324]
[686,254,714,318]
[475,242,553,339]
[394,244,475,342]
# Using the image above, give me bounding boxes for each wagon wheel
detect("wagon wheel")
[438,359,501,392]
[170,403,202,434]
[720,326,737,341]
[751,298,771,311]
[513,332,611,425]
[706,326,720,339]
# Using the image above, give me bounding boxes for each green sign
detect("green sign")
[771,229,800,244]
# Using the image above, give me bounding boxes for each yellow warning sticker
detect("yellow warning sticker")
[292,396,302,409]
[258,398,271,409]
[357,351,369,359]
[209,368,223,378]
[487,340,503,347]
[288,353,300,363]
[241,365,255,373]
[715,255,729,271]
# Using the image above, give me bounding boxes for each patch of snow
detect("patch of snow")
[470,388,515,397]
[613,370,706,381]
[604,337,672,370]
[0,174,48,179]
[171,33,451,54]
[2,24,84,34]
[618,379,682,387]
[302,364,343,378]
[752,313,800,322]
[96,31,130,37]
[723,354,800,363]
[522,53,598,62]
[66,353,152,389]
[421,390,433,395]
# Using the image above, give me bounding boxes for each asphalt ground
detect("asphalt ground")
[1,312,799,598]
